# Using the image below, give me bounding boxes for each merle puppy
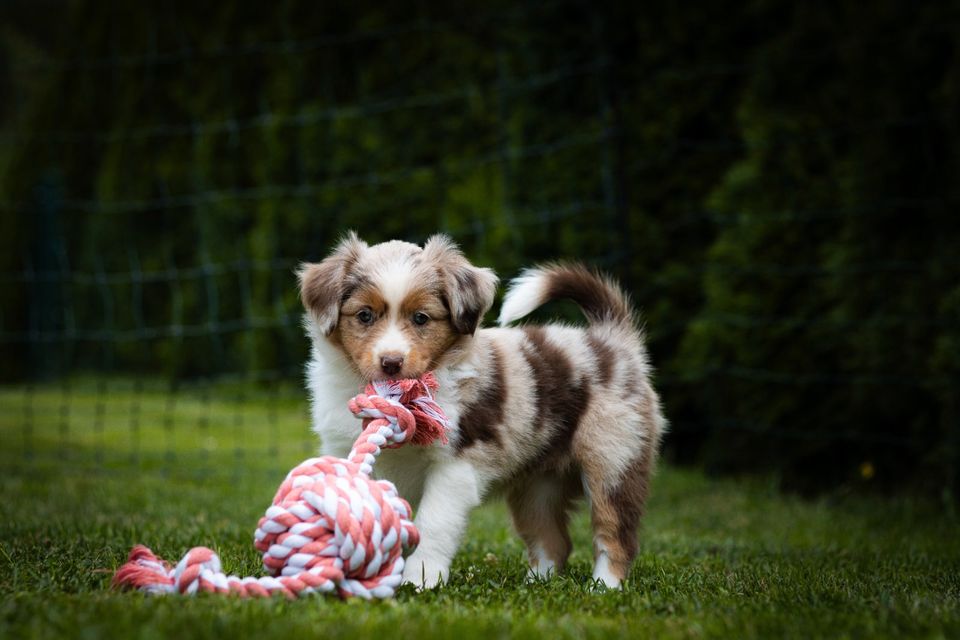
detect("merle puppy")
[299,233,665,588]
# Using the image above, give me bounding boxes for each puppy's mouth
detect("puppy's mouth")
[353,360,425,383]
[367,368,424,382]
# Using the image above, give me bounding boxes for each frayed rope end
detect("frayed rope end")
[112,544,174,592]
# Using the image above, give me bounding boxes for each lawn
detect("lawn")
[1,381,958,639]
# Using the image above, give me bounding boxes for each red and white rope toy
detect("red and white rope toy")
[113,373,449,600]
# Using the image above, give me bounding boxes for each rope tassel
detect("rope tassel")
[112,373,449,599]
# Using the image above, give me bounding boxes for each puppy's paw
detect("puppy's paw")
[401,553,448,590]
[525,562,558,583]
[591,551,624,589]
[589,575,623,590]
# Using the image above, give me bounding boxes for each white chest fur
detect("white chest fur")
[305,334,477,507]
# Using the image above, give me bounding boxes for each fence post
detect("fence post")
[30,171,64,381]
[496,48,515,256]
[947,385,959,511]
[592,10,632,289]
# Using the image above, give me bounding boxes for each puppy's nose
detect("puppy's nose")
[380,354,404,376]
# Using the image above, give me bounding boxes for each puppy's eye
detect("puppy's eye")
[412,311,430,326]
[357,309,374,325]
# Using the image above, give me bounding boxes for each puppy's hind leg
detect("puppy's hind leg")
[581,446,654,589]
[506,473,581,580]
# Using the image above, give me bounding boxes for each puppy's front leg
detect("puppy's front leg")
[402,458,482,589]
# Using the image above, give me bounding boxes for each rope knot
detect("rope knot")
[113,373,450,600]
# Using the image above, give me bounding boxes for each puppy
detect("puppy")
[299,232,665,589]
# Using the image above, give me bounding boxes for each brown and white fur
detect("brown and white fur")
[300,232,665,589]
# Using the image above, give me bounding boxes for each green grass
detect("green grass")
[1,381,959,639]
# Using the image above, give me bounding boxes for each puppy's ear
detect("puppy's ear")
[423,234,498,335]
[298,231,368,336]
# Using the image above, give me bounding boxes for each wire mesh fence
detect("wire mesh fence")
[2,1,958,494]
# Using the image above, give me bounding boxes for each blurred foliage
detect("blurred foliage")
[1,0,958,496]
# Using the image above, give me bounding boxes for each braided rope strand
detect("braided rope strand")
[112,373,448,599]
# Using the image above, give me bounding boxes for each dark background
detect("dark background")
[2,0,958,497]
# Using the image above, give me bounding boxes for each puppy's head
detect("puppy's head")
[299,232,497,380]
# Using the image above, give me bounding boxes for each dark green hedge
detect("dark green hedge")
[2,0,958,495]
